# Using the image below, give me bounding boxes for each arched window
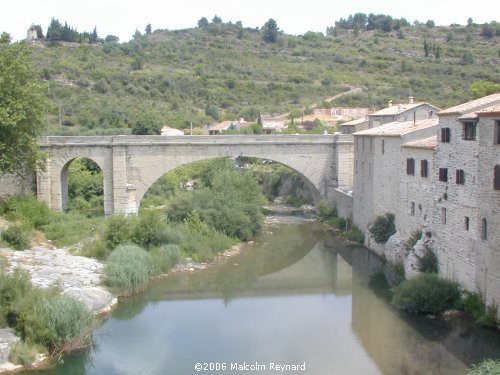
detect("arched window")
[481,218,487,240]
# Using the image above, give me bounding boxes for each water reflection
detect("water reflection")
[32,222,499,375]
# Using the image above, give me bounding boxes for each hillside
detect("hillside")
[27,21,499,135]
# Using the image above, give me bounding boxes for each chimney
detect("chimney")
[388,100,393,107]
[409,96,414,104]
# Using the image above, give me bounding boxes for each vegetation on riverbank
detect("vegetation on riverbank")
[317,199,364,244]
[468,359,500,374]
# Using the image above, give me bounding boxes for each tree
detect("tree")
[471,81,500,99]
[467,17,474,27]
[425,20,435,28]
[262,18,279,43]
[212,15,222,24]
[104,34,119,43]
[145,23,152,35]
[131,113,161,135]
[197,17,209,28]
[0,38,46,176]
[46,18,63,41]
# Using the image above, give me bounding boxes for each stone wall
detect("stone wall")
[0,174,35,199]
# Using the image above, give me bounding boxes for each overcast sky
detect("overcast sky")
[3,0,498,42]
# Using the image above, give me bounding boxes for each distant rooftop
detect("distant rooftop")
[439,93,500,116]
[370,102,429,116]
[402,135,438,150]
[340,117,368,126]
[354,118,439,137]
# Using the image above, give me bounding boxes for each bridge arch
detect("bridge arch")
[135,155,322,213]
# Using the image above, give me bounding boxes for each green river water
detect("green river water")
[32,219,500,375]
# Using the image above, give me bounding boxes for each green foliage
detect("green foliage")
[341,226,365,244]
[0,40,46,175]
[67,159,103,216]
[105,244,157,294]
[404,230,422,252]
[1,223,31,250]
[131,112,161,135]
[460,292,499,328]
[0,269,93,353]
[468,359,500,375]
[262,18,279,43]
[418,245,438,273]
[9,341,45,366]
[0,194,51,229]
[103,215,131,250]
[328,216,347,230]
[471,81,500,99]
[392,274,461,314]
[130,211,168,248]
[151,244,183,273]
[369,213,396,244]
[317,200,337,221]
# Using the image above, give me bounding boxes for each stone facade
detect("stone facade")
[36,135,353,216]
[368,101,440,129]
[353,94,500,316]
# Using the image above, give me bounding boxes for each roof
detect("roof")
[438,93,500,116]
[370,102,430,116]
[260,115,284,123]
[208,121,234,131]
[353,118,439,137]
[160,126,184,135]
[402,135,438,150]
[340,117,368,126]
[458,103,500,120]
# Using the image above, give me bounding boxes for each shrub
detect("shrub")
[9,341,45,366]
[131,211,168,248]
[468,359,500,375]
[1,223,31,250]
[105,244,157,294]
[404,230,422,252]
[317,199,337,221]
[328,216,347,230]
[30,294,94,351]
[0,194,51,229]
[392,274,461,314]
[460,292,499,328]
[104,215,131,249]
[341,226,364,244]
[369,213,396,244]
[418,245,438,273]
[151,244,183,272]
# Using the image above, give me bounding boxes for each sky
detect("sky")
[2,0,498,43]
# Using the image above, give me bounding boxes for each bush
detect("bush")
[31,294,94,351]
[130,211,168,248]
[341,226,364,244]
[9,341,45,366]
[392,274,461,314]
[468,359,500,375]
[328,216,347,230]
[404,230,422,252]
[418,245,438,273]
[0,194,51,229]
[1,223,31,250]
[104,215,131,249]
[317,199,337,221]
[369,213,396,244]
[105,244,157,294]
[460,292,499,328]
[151,244,183,273]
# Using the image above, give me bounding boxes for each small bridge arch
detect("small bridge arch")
[37,135,353,216]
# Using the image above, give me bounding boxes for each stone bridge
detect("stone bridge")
[36,135,353,215]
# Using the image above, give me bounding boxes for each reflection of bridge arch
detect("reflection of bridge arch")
[37,135,353,215]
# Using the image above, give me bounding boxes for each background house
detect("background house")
[160,126,185,136]
[208,119,249,135]
[259,115,286,134]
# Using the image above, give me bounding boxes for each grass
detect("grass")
[468,359,500,375]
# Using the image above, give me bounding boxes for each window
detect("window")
[464,217,469,231]
[441,127,451,143]
[441,207,447,224]
[421,160,428,177]
[496,121,500,145]
[439,168,448,182]
[406,158,415,175]
[456,169,465,185]
[495,165,500,190]
[381,139,385,154]
[481,218,487,240]
[463,122,476,141]
[411,202,415,216]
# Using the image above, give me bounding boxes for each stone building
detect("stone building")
[339,117,369,134]
[26,25,37,41]
[259,115,286,134]
[368,97,440,129]
[352,93,500,315]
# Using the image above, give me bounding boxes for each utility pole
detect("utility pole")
[59,103,62,126]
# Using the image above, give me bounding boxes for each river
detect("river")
[31,220,500,375]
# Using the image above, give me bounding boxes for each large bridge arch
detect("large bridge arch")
[37,135,354,216]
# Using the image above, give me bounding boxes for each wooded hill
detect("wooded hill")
[26,19,499,135]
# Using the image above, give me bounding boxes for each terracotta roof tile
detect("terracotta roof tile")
[402,135,438,150]
[353,118,439,137]
[439,93,500,116]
